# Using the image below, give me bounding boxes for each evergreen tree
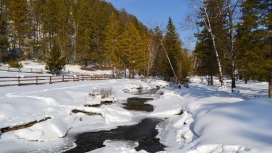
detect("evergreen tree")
[119,22,145,78]
[45,39,66,75]
[104,12,122,68]
[28,0,44,60]
[236,0,272,97]
[89,1,111,65]
[180,49,193,82]
[6,0,32,59]
[74,0,93,67]
[162,17,182,81]
[0,13,8,62]
[152,26,164,76]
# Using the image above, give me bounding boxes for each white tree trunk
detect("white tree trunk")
[189,0,224,86]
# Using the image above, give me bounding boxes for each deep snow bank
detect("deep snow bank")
[184,98,272,152]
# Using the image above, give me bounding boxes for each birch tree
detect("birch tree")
[188,0,225,85]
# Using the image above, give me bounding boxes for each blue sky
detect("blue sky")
[104,0,196,50]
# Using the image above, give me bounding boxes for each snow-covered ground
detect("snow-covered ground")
[0,61,271,153]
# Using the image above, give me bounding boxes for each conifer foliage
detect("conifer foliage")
[45,39,66,75]
[0,0,192,80]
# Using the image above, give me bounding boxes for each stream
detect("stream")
[65,89,165,153]
[65,118,164,153]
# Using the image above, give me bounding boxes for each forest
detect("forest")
[0,0,271,95]
[0,0,191,81]
[190,0,272,96]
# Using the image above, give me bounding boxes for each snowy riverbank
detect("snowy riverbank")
[0,63,271,152]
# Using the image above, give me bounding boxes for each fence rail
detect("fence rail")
[0,74,113,87]
[0,66,45,74]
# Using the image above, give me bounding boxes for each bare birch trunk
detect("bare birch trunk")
[200,0,224,86]
[227,0,236,91]
[269,69,272,98]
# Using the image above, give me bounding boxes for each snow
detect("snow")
[101,105,134,124]
[89,140,147,153]
[1,61,272,152]
[47,118,69,138]
[14,128,43,141]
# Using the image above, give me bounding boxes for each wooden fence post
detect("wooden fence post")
[62,75,64,82]
[41,68,42,73]
[36,76,38,85]
[18,76,20,86]
[8,66,9,72]
[50,76,52,84]
[31,68,32,73]
[73,75,74,82]
[82,75,84,81]
[90,76,92,80]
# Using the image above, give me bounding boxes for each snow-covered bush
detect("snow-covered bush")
[90,88,114,99]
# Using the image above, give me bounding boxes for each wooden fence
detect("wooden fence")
[0,66,44,74]
[0,74,113,87]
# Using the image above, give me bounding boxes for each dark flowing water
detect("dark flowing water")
[65,118,165,153]
[129,89,159,95]
[123,97,154,112]
[65,89,164,153]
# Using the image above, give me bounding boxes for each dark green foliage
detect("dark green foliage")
[6,0,32,59]
[8,59,23,68]
[0,13,8,62]
[161,17,183,80]
[236,0,272,82]
[0,0,192,81]
[119,23,145,78]
[45,40,66,74]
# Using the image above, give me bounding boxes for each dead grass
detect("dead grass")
[1,117,51,133]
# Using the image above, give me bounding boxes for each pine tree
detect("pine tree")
[104,12,122,68]
[194,29,219,84]
[0,13,8,62]
[152,26,164,77]
[119,22,145,78]
[162,17,182,81]
[89,1,111,65]
[75,0,93,67]
[28,0,44,60]
[6,0,32,59]
[236,0,272,97]
[180,49,193,82]
[45,39,66,75]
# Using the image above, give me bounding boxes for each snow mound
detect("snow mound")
[101,106,133,124]
[187,144,251,153]
[73,107,101,114]
[14,128,43,141]
[47,118,69,138]
[148,94,184,117]
[86,94,102,105]
[172,111,189,128]
[193,98,272,152]
[90,140,147,153]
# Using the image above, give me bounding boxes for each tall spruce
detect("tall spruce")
[237,0,272,97]
[162,17,182,81]
[6,0,32,60]
[104,12,122,69]
[0,13,8,62]
[74,0,93,67]
[89,1,111,65]
[45,38,66,75]
[119,22,145,78]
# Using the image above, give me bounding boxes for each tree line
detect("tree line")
[0,0,192,81]
[191,0,272,96]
